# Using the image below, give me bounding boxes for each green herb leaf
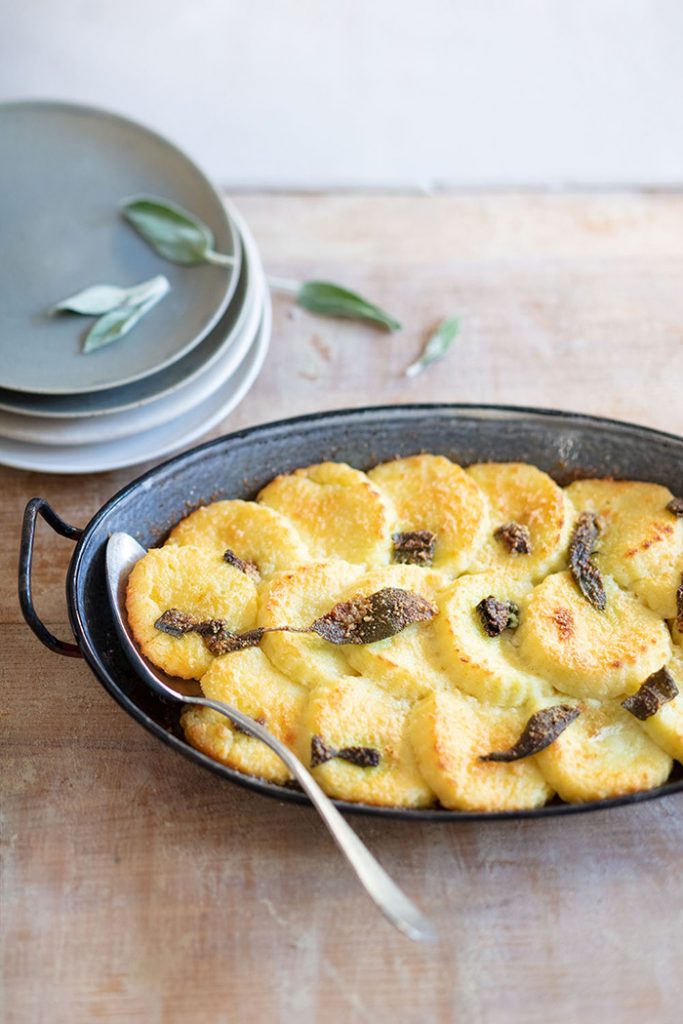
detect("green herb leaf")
[50,276,168,316]
[405,316,461,377]
[121,196,233,266]
[82,275,170,353]
[295,280,401,332]
[51,284,133,316]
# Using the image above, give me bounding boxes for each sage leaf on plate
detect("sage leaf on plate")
[404,316,461,377]
[295,280,401,332]
[121,196,234,267]
[51,284,135,316]
[82,275,170,353]
[50,276,169,316]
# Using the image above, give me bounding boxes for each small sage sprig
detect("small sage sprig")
[405,316,461,377]
[50,275,170,353]
[155,587,437,655]
[122,195,400,332]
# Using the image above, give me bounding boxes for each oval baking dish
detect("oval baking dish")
[19,404,683,820]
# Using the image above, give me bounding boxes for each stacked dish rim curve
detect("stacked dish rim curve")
[0,101,271,473]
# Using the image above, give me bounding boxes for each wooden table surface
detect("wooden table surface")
[3,193,683,1024]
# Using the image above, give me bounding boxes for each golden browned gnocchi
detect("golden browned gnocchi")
[258,461,395,566]
[516,570,671,700]
[408,690,554,811]
[299,676,433,808]
[368,454,489,575]
[182,648,307,784]
[126,545,258,680]
[339,564,453,700]
[165,499,310,575]
[467,462,575,581]
[257,559,364,687]
[434,570,550,706]
[124,457,683,813]
[534,698,672,802]
[566,479,683,617]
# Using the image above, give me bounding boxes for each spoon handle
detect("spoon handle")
[199,696,436,943]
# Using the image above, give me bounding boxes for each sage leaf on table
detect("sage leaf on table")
[122,196,235,267]
[50,274,170,353]
[404,316,461,377]
[121,195,400,330]
[294,280,401,332]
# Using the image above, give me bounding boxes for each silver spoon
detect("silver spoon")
[106,532,436,943]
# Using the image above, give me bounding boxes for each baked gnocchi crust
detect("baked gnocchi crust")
[125,458,683,812]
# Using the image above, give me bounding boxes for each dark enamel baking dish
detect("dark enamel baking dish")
[19,404,683,820]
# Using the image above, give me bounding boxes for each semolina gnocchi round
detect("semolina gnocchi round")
[516,570,671,700]
[408,690,554,812]
[632,649,683,765]
[340,563,453,700]
[368,454,489,575]
[257,461,395,566]
[299,676,434,808]
[566,479,683,615]
[182,647,308,784]
[534,698,672,802]
[257,559,364,688]
[467,462,575,581]
[165,499,310,576]
[434,571,550,706]
[126,545,258,680]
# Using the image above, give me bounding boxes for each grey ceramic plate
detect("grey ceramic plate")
[0,202,258,419]
[0,293,271,473]
[0,101,240,395]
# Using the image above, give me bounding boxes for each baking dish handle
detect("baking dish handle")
[19,497,83,658]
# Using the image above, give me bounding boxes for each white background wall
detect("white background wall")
[2,0,682,190]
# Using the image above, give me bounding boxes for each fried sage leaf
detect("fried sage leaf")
[196,622,266,656]
[337,745,381,768]
[310,587,437,645]
[154,608,201,637]
[677,573,683,632]
[154,610,265,653]
[310,735,381,769]
[392,530,436,566]
[310,735,336,768]
[622,667,679,720]
[223,548,261,582]
[476,596,519,637]
[666,497,683,517]
[569,512,607,611]
[494,521,532,555]
[154,587,436,657]
[480,705,581,762]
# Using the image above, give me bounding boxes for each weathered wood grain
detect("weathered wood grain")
[2,193,683,1024]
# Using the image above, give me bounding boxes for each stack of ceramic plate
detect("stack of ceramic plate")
[0,102,271,473]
